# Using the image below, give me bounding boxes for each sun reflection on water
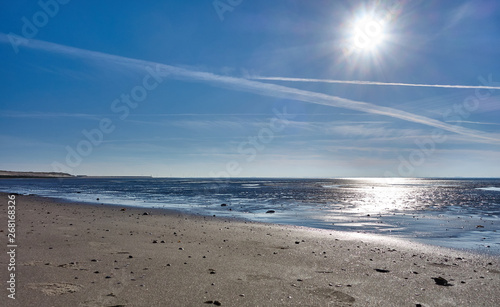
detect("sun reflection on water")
[333,178,421,215]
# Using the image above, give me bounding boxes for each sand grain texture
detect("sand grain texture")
[1,193,499,306]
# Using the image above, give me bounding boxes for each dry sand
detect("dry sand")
[1,192,499,306]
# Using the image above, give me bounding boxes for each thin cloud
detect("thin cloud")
[249,76,500,91]
[1,34,499,145]
[446,120,500,126]
[1,111,101,120]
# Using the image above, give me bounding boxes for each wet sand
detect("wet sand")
[1,192,499,306]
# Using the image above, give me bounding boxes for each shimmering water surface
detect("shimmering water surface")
[1,177,499,254]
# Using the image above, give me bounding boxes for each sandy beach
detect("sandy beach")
[1,192,499,307]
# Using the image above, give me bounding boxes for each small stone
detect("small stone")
[143,212,149,215]
[105,276,111,279]
[239,294,245,297]
[295,241,300,244]
[91,259,98,262]
[432,277,451,286]
[214,301,222,306]
[128,255,133,258]
[266,210,275,214]
[375,269,390,273]
[221,204,227,207]
[94,271,100,274]
[179,247,184,250]
[152,240,158,243]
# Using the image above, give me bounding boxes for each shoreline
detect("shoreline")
[11,190,500,257]
[1,192,499,306]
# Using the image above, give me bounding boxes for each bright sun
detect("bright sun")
[348,14,387,53]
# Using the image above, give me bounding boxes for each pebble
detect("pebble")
[204,300,222,305]
[432,277,451,286]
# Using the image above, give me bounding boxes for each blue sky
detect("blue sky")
[1,0,499,177]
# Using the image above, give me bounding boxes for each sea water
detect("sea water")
[1,177,499,254]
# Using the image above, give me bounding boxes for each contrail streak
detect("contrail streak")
[250,76,500,90]
[1,34,498,145]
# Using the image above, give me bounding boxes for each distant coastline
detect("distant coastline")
[0,170,153,179]
[0,170,74,178]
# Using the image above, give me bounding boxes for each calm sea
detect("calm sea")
[1,177,499,254]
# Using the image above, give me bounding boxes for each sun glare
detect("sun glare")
[347,14,387,53]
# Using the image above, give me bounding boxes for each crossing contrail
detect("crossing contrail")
[250,76,500,90]
[1,33,498,145]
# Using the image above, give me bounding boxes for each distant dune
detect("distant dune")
[0,170,74,178]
